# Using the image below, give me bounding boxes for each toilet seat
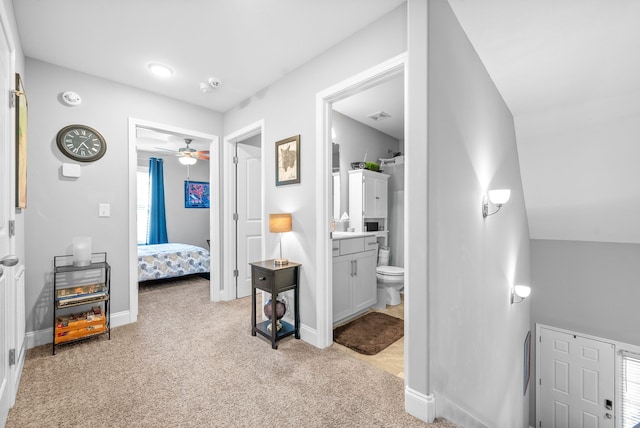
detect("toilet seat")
[376,266,404,276]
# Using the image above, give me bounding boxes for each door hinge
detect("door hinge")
[9,348,15,366]
[233,269,239,278]
[9,90,16,108]
[233,156,239,164]
[233,212,239,221]
[9,220,15,237]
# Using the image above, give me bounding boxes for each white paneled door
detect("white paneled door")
[0,16,13,424]
[538,326,615,428]
[235,142,262,298]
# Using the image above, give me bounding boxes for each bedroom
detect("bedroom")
[135,127,211,286]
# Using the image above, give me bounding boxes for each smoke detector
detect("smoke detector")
[367,111,391,121]
[200,77,222,94]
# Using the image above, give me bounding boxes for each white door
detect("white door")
[235,142,262,298]
[0,19,14,424]
[538,326,615,428]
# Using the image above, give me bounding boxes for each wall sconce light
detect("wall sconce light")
[269,213,292,266]
[482,189,511,218]
[511,285,531,304]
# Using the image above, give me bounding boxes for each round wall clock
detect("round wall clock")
[56,124,107,162]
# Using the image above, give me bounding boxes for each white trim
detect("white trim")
[127,118,220,318]
[405,387,435,423]
[434,391,489,428]
[299,323,318,347]
[315,52,407,349]
[536,323,639,428]
[221,120,265,302]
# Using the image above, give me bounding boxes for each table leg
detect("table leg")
[251,286,257,336]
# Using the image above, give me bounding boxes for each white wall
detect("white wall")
[223,5,407,331]
[531,239,640,344]
[24,58,222,333]
[138,151,210,249]
[427,1,531,426]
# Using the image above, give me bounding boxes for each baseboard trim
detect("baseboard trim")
[434,391,489,428]
[299,323,318,347]
[27,310,132,350]
[405,386,435,423]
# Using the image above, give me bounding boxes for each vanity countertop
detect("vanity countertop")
[332,231,379,240]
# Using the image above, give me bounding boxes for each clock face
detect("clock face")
[56,125,107,162]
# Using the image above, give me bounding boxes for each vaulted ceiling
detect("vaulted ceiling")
[13,0,639,244]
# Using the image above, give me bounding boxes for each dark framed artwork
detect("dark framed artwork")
[184,180,210,208]
[15,73,27,208]
[524,330,531,395]
[275,135,300,186]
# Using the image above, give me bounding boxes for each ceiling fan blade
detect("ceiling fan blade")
[193,150,209,155]
[194,154,210,160]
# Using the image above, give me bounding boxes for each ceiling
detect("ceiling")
[13,0,405,112]
[13,1,639,244]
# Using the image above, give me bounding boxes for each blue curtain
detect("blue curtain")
[147,157,168,244]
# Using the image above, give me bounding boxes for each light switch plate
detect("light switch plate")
[99,203,110,217]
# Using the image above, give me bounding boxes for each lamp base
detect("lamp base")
[274,258,289,266]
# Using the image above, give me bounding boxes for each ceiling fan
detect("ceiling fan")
[155,138,209,164]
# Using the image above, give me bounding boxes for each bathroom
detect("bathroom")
[330,72,405,375]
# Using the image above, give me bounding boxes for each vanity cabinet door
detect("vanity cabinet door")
[332,255,352,324]
[363,174,388,219]
[351,249,377,313]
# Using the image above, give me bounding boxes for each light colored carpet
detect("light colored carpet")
[7,276,459,427]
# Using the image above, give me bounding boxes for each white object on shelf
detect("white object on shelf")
[72,236,92,267]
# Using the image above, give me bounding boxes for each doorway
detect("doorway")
[223,121,265,301]
[127,118,220,321]
[315,54,407,350]
[537,325,615,426]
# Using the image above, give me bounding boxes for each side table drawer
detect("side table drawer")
[252,267,273,290]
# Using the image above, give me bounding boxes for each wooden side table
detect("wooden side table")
[250,260,301,349]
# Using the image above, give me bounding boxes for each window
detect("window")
[620,350,640,428]
[137,166,149,244]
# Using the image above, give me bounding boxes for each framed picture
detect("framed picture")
[275,135,300,186]
[523,330,531,395]
[184,180,210,208]
[15,73,27,209]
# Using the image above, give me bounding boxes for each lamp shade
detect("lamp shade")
[179,156,197,166]
[488,189,511,205]
[514,285,531,299]
[269,213,292,233]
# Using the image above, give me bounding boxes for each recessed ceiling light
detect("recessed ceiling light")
[148,63,173,77]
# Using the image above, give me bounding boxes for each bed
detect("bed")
[137,243,210,282]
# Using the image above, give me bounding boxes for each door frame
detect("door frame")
[315,53,407,349]
[127,118,220,320]
[536,323,618,426]
[221,120,265,301]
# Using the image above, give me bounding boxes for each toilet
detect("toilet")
[376,265,404,306]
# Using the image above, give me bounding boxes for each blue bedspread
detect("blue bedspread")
[137,243,210,282]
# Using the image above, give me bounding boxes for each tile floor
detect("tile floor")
[332,295,405,378]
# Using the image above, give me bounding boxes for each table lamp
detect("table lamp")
[269,213,292,266]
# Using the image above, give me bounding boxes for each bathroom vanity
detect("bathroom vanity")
[332,233,378,324]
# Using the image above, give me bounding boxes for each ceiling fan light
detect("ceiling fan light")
[179,156,197,166]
